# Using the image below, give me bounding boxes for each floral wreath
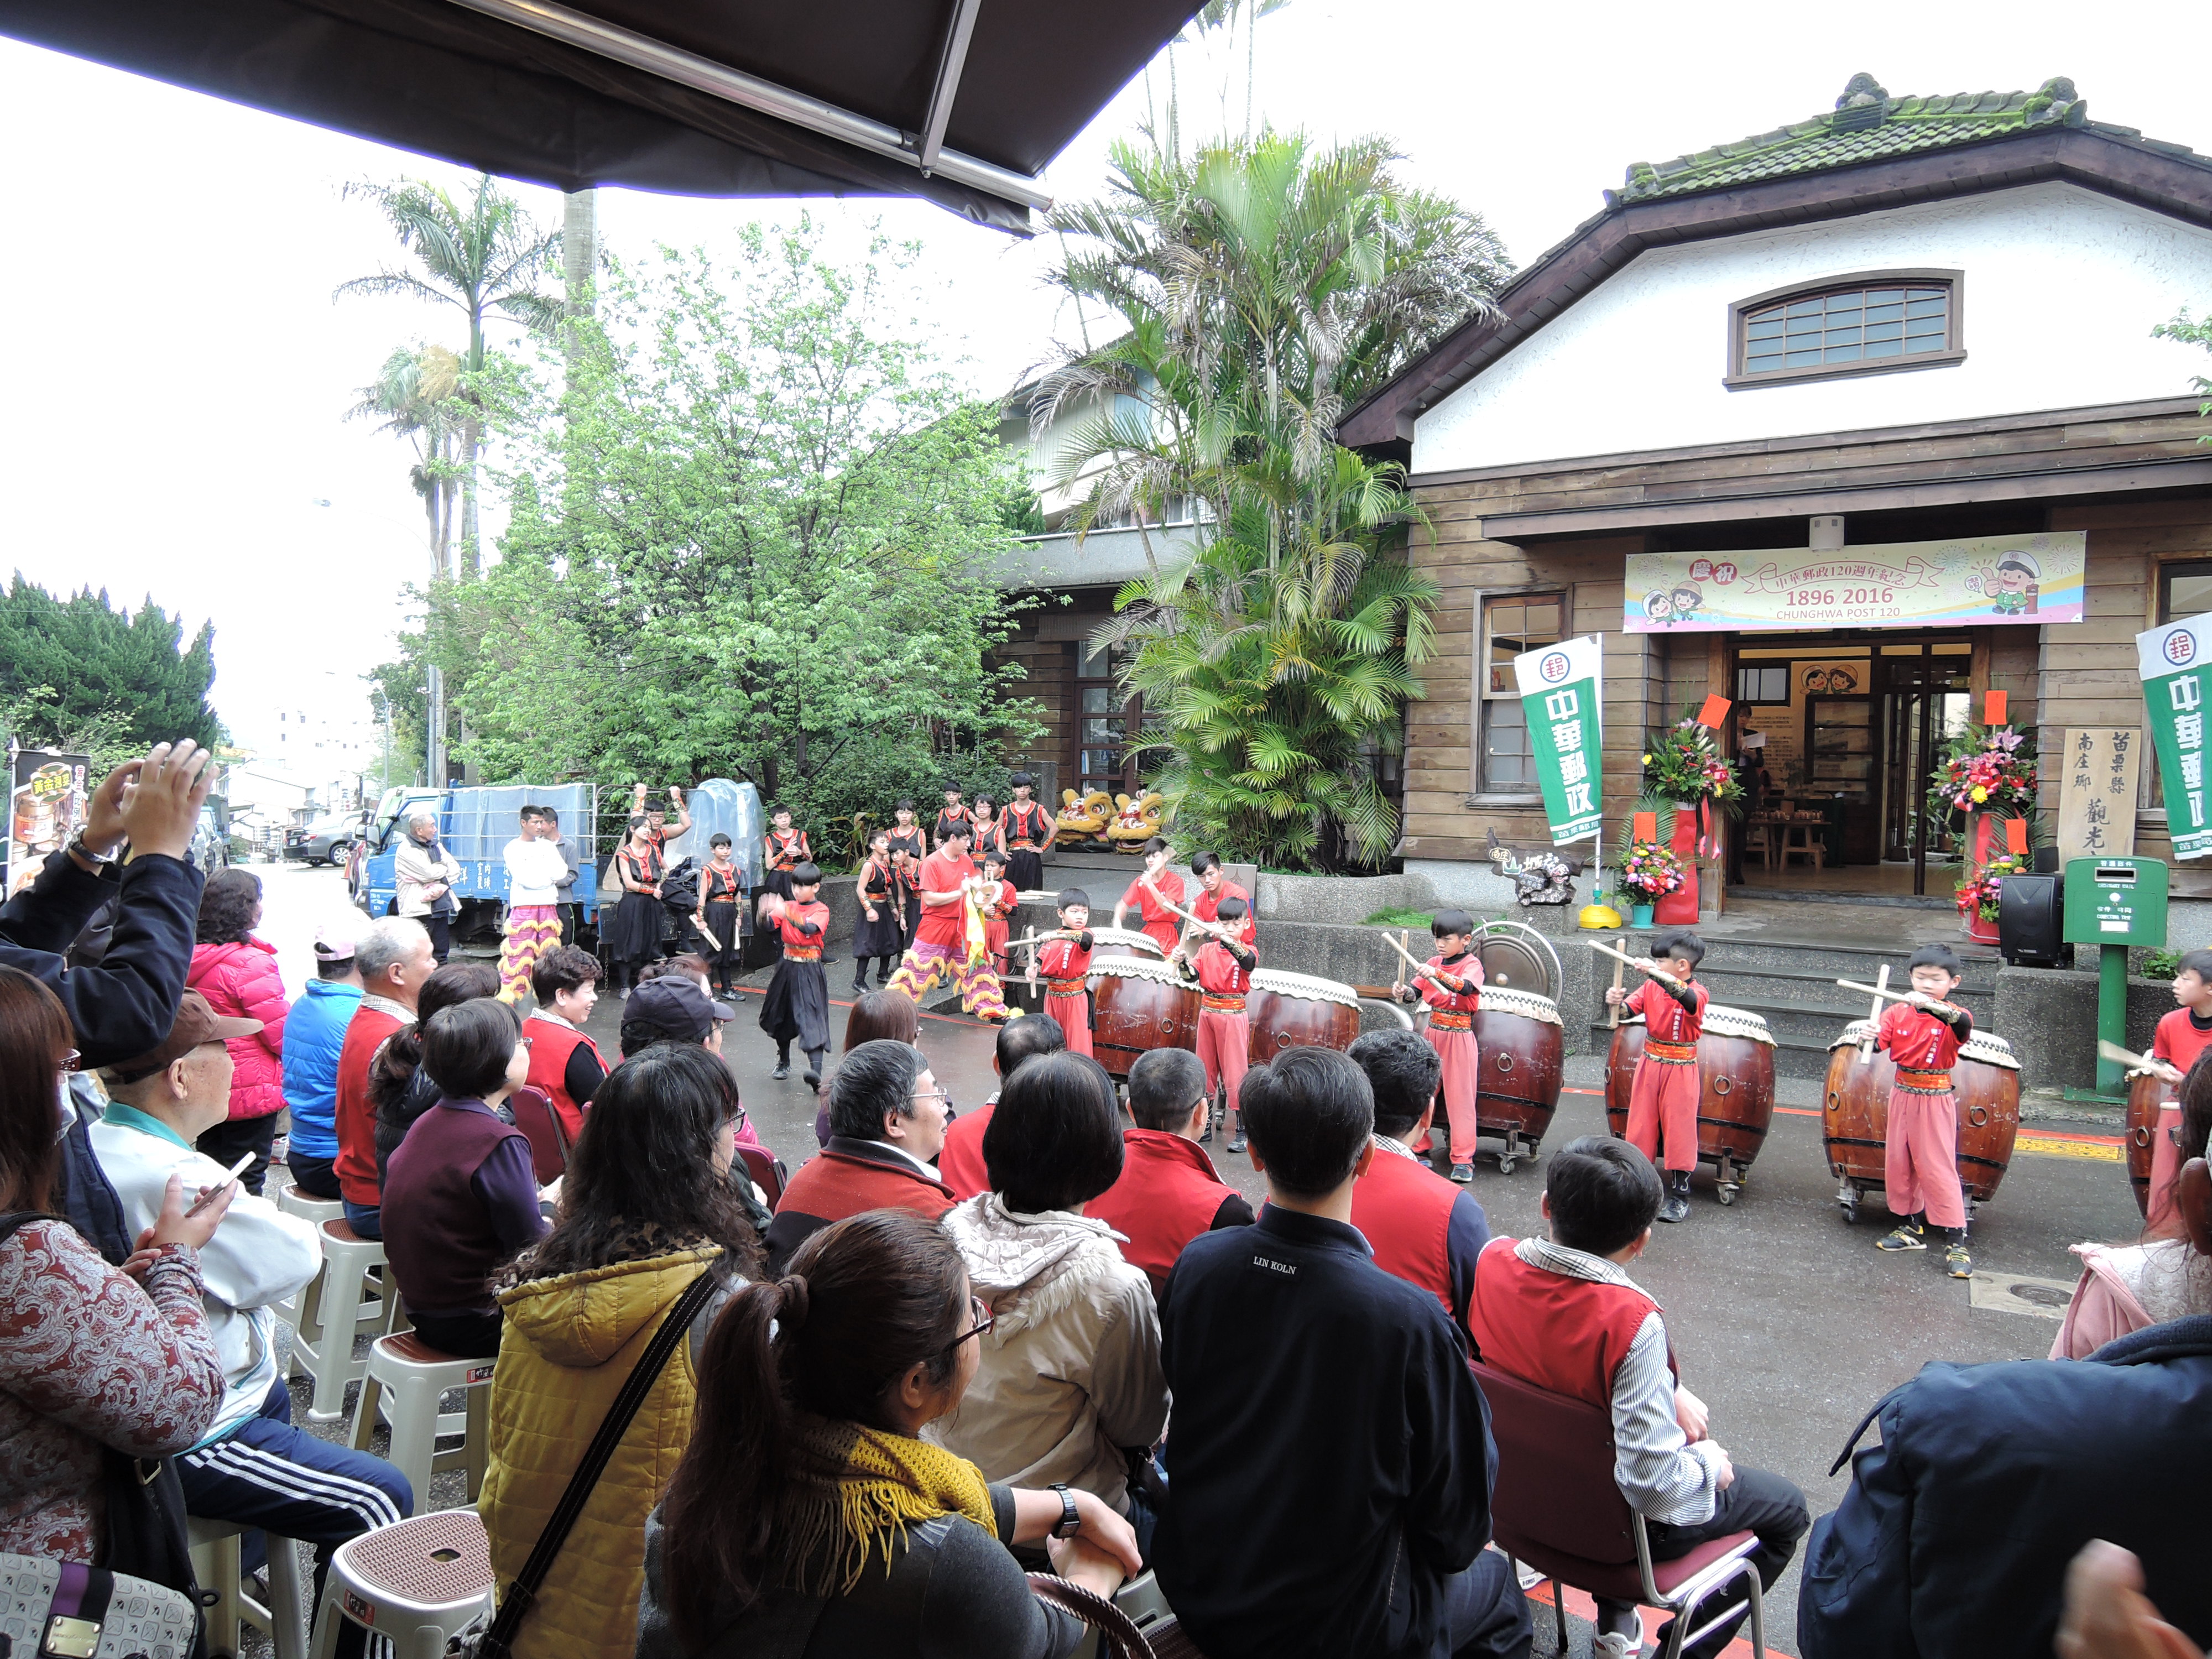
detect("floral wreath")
[1955,852,2032,921]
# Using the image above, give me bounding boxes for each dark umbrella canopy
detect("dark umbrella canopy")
[1,0,1204,232]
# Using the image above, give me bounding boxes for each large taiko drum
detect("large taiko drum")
[1604,1006,1776,1201]
[2125,1069,2182,1220]
[1245,971,1360,1064]
[1470,987,1564,1174]
[1087,926,1169,961]
[1090,956,1200,1079]
[1822,1020,2022,1222]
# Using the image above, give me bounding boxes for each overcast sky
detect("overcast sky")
[2,2,2205,757]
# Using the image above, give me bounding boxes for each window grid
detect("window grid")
[2161,561,2212,625]
[1743,284,1950,377]
[1735,664,1792,705]
[1478,592,1565,793]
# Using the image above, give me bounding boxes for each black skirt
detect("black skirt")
[701,899,743,962]
[852,894,903,958]
[901,890,922,947]
[762,868,795,901]
[759,958,830,1051]
[604,890,664,964]
[1006,849,1044,893]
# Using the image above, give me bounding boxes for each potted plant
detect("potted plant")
[1954,851,2030,945]
[1640,714,1746,923]
[1618,840,1686,929]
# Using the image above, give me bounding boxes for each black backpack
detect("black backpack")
[659,856,702,914]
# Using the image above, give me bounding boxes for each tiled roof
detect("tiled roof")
[1609,73,2165,205]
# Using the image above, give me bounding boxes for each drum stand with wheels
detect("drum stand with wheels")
[1491,1129,1540,1177]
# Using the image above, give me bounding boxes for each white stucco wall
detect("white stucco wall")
[1412,182,2212,475]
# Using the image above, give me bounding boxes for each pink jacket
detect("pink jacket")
[187,939,291,1120]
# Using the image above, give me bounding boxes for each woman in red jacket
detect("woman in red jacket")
[186,868,291,1193]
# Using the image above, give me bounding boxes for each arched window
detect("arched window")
[1726,270,1964,389]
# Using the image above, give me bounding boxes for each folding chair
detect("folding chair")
[737,1144,788,1209]
[1474,1360,1765,1659]
[507,1085,571,1185]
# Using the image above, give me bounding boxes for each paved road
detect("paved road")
[251,861,2137,1655]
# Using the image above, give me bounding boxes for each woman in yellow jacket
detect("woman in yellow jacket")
[477,1042,761,1658]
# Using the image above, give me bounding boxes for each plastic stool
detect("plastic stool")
[272,1186,348,1353]
[307,1511,493,1659]
[348,1333,496,1507]
[288,1220,404,1423]
[276,1183,346,1227]
[190,1515,309,1659]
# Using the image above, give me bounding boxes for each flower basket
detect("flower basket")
[1955,852,2030,943]
[1640,712,1745,926]
[1619,841,1686,903]
[1927,724,2038,875]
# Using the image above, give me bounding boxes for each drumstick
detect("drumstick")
[1859,965,1888,1062]
[690,915,721,950]
[2099,1039,2166,1077]
[1390,933,1408,1001]
[1608,935,1627,1029]
[1834,978,1968,1018]
[1380,928,1455,988]
[1588,937,1686,987]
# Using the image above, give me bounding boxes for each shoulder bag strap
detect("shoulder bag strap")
[480,1267,722,1656]
[1023,1574,1157,1659]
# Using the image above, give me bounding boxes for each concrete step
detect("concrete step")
[1691,962,1995,1013]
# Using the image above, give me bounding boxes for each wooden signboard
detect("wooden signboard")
[2057,729,2141,865]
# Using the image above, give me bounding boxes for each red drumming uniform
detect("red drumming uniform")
[1623,976,1709,1174]
[1193,879,1256,947]
[1417,951,1485,1165]
[1121,869,1188,957]
[932,805,972,844]
[1039,932,1096,1058]
[772,898,830,958]
[915,848,977,950]
[982,877,1018,972]
[764,826,809,869]
[1194,935,1257,1115]
[1874,998,1973,1230]
[2146,1009,2212,1223]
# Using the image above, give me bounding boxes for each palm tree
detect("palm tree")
[346,343,462,582]
[337,175,562,577]
[1034,131,1509,866]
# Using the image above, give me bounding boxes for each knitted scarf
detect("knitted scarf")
[783,1416,997,1597]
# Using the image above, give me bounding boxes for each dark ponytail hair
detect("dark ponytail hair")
[658,1211,967,1639]
[371,960,499,1163]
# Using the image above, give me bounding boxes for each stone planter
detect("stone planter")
[1255,870,1432,925]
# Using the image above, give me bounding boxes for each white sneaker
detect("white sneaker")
[1594,1632,1644,1659]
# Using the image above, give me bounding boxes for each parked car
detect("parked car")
[285,811,363,866]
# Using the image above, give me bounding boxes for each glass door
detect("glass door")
[1074,639,1137,796]
[1806,696,1878,863]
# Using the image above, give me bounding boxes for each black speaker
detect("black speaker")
[1998,873,2068,967]
[2033,843,2062,875]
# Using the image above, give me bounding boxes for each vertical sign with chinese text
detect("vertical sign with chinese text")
[2136,618,2212,860]
[2056,729,2140,865]
[1513,635,1604,846]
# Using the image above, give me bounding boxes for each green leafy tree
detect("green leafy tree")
[1039,131,1507,866]
[0,578,221,766]
[441,226,1041,846]
[336,175,562,578]
[347,343,464,581]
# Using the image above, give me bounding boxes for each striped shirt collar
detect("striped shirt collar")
[1517,1234,1657,1301]
[360,993,414,1022]
[1373,1134,1421,1163]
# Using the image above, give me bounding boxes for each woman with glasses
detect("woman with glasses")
[379,998,545,1358]
[639,1208,1139,1657]
[479,1041,760,1659]
[927,1050,1170,1556]
[0,964,232,1561]
[768,1039,956,1275]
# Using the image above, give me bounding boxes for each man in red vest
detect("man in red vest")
[1088,1048,1255,1297]
[332,916,436,1239]
[522,944,608,1144]
[1466,1137,1806,1659]
[1347,1030,1490,1342]
[767,1039,956,1274]
[938,1013,1066,1201]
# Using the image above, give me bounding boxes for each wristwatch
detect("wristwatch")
[66,833,119,872]
[1048,1483,1080,1540]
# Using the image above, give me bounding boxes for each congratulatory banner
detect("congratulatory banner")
[1623,531,2085,634]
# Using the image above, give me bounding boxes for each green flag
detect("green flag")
[1513,635,1603,846]
[2137,615,2212,860]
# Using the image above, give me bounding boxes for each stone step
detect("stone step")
[1691,962,1996,1011]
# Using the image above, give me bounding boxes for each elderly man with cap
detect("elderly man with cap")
[394,808,463,964]
[279,921,366,1200]
[91,994,413,1657]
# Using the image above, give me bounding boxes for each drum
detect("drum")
[1090,957,1201,1079]
[2125,1068,2181,1220]
[1469,987,1564,1173]
[1603,1006,1775,1201]
[1088,926,1168,961]
[1822,1021,2022,1220]
[1245,970,1360,1064]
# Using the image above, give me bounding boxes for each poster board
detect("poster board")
[2056,730,2141,864]
[6,751,90,899]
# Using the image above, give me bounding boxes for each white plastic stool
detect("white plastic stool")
[189,1515,309,1659]
[348,1333,495,1508]
[276,1182,346,1227]
[307,1511,493,1659]
[272,1186,347,1352]
[288,1220,405,1423]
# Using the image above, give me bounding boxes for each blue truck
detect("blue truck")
[356,783,603,950]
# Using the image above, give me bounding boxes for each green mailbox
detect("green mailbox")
[2063,857,2170,948]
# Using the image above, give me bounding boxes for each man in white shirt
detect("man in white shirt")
[92,993,411,1657]
[498,804,571,1005]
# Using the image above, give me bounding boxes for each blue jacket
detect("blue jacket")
[1799,1315,2212,1659]
[281,978,363,1159]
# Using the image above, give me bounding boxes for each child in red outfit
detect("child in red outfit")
[2146,949,2212,1228]
[1872,943,1976,1277]
[1191,898,1258,1152]
[1114,838,1187,957]
[1037,890,1096,1060]
[758,862,832,1085]
[978,849,1018,978]
[1605,930,1709,1223]
[1396,909,1485,1183]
